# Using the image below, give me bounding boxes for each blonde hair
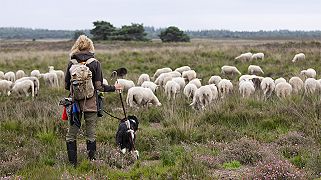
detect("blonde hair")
[70,35,95,56]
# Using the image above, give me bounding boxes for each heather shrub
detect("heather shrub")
[221,137,264,165]
[246,159,306,179]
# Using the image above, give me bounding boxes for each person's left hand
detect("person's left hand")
[114,82,123,91]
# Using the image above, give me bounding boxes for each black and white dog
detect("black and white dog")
[111,67,128,79]
[116,115,139,158]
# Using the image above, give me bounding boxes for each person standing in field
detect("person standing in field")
[64,35,123,166]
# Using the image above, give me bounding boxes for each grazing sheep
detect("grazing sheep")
[300,68,316,78]
[188,78,202,88]
[239,74,255,82]
[275,77,287,85]
[4,71,15,82]
[126,87,161,107]
[0,80,14,96]
[182,70,197,82]
[275,82,292,98]
[154,73,171,86]
[221,65,241,76]
[239,79,255,98]
[164,80,181,100]
[205,84,218,101]
[292,53,305,63]
[289,77,304,94]
[251,53,264,60]
[174,66,191,73]
[48,66,65,87]
[154,72,181,87]
[217,79,233,99]
[117,79,135,92]
[137,74,150,86]
[183,83,198,100]
[141,81,159,93]
[103,78,108,85]
[11,79,35,98]
[208,75,222,86]
[304,78,321,94]
[190,85,213,110]
[260,77,275,99]
[16,77,40,96]
[30,70,41,78]
[172,77,186,90]
[248,65,264,75]
[0,71,4,80]
[16,70,26,80]
[41,72,59,87]
[235,52,252,61]
[153,67,172,79]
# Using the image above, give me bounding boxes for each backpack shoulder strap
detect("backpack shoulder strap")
[85,58,97,65]
[70,59,79,65]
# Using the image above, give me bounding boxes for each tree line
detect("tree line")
[1,25,321,41]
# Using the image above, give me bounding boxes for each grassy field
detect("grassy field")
[0,39,321,179]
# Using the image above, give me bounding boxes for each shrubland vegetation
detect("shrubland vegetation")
[0,39,320,179]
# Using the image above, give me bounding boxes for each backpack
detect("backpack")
[69,58,96,100]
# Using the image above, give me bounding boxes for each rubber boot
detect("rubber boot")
[87,140,96,161]
[66,140,77,167]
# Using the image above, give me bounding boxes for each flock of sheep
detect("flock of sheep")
[117,52,320,110]
[0,66,64,97]
[0,52,318,111]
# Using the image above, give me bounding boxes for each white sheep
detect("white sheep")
[239,74,255,82]
[221,65,241,76]
[0,71,4,79]
[205,84,218,101]
[208,75,222,86]
[30,70,41,79]
[251,53,264,60]
[141,81,159,93]
[154,72,181,87]
[117,79,135,92]
[300,68,316,78]
[235,52,252,61]
[137,74,150,86]
[41,72,59,88]
[292,53,305,63]
[275,77,287,85]
[174,66,191,73]
[304,78,321,94]
[172,77,186,90]
[188,78,202,88]
[260,77,275,99]
[182,70,197,82]
[248,65,264,75]
[289,77,304,94]
[183,83,198,100]
[11,79,35,98]
[103,78,108,85]
[239,79,255,98]
[190,85,213,110]
[153,67,172,79]
[48,66,65,87]
[16,77,40,96]
[0,80,14,96]
[16,70,26,80]
[126,87,161,107]
[164,80,181,100]
[4,71,15,82]
[275,82,292,98]
[217,79,233,99]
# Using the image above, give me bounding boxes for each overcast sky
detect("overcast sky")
[1,0,321,31]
